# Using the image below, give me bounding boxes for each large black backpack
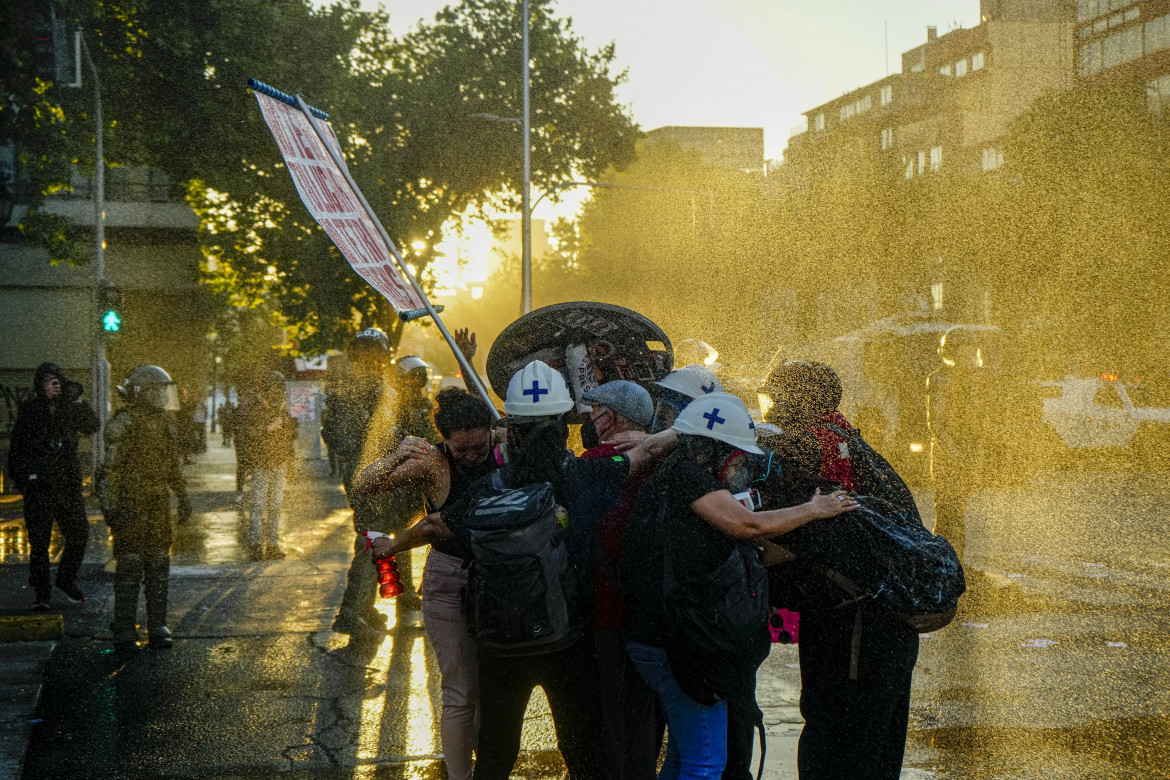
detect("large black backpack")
[779,494,965,632]
[461,476,582,656]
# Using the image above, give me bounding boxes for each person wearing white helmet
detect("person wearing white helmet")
[650,363,723,433]
[372,359,677,780]
[620,392,858,780]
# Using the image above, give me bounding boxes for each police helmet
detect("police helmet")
[348,328,392,358]
[119,365,180,411]
[394,355,433,383]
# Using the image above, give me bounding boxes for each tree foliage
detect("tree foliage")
[2,0,638,355]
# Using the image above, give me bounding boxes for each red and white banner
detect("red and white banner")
[253,91,423,312]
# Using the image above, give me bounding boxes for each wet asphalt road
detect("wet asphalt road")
[18,444,1170,779]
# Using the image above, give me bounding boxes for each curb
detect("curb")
[0,615,64,642]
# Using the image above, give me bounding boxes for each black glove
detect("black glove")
[62,379,84,403]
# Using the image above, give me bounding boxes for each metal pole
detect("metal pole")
[292,96,500,420]
[81,34,109,474]
[521,0,532,315]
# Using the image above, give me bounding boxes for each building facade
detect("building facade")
[0,165,209,488]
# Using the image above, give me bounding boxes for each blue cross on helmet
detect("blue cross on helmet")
[504,360,574,416]
[672,392,763,454]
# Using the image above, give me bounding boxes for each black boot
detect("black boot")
[144,553,172,649]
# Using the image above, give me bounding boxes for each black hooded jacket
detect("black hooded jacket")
[7,363,100,495]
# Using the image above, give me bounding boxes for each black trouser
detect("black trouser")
[723,670,763,780]
[797,606,919,780]
[24,488,90,598]
[474,636,606,780]
[593,628,659,780]
[111,492,174,635]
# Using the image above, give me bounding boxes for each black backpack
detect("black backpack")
[656,484,771,707]
[781,494,965,633]
[460,476,582,656]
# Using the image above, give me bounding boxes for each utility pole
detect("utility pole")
[521,0,532,314]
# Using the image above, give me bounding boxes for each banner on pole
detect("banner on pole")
[253,91,423,312]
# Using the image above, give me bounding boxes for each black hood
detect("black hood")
[33,363,68,398]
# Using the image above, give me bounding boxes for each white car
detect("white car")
[1040,376,1170,449]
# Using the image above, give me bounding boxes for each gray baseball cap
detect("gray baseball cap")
[582,380,654,430]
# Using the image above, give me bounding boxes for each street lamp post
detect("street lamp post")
[79,33,109,475]
[521,0,532,314]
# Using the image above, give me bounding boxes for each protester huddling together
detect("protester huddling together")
[302,300,969,780]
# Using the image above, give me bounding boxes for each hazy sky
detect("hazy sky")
[361,0,981,160]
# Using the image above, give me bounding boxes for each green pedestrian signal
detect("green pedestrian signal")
[102,309,121,332]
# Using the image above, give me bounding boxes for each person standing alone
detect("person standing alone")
[240,372,296,560]
[100,365,191,652]
[7,363,100,611]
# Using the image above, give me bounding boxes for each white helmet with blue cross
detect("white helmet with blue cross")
[671,392,764,455]
[655,364,722,400]
[504,360,575,416]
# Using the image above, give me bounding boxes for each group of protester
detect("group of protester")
[340,331,934,780]
[5,326,945,779]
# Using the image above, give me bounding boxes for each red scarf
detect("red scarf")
[806,412,857,491]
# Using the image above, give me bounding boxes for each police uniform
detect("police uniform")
[103,394,189,650]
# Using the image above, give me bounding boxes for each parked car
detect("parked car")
[1040,375,1170,450]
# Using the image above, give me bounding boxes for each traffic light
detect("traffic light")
[100,282,123,334]
[32,9,79,86]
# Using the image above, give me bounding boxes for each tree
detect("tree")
[2,0,639,355]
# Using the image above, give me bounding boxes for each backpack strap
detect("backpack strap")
[817,566,871,682]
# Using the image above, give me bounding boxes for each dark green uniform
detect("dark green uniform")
[102,405,189,647]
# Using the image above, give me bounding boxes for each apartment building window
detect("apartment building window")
[918,150,926,175]
[931,282,944,311]
[1080,41,1103,75]
[880,85,893,105]
[1149,74,1170,113]
[814,113,825,131]
[929,146,943,172]
[981,147,1004,172]
[1147,15,1170,55]
[1102,25,1142,69]
[838,95,873,122]
[956,58,969,77]
[880,127,894,150]
[972,52,985,71]
[904,156,914,179]
[940,63,953,76]
[1125,7,1140,22]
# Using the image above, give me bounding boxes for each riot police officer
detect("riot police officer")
[323,330,437,634]
[100,365,191,652]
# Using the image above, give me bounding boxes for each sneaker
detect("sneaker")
[32,600,50,613]
[56,582,87,603]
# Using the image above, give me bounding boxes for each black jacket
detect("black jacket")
[7,364,100,495]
